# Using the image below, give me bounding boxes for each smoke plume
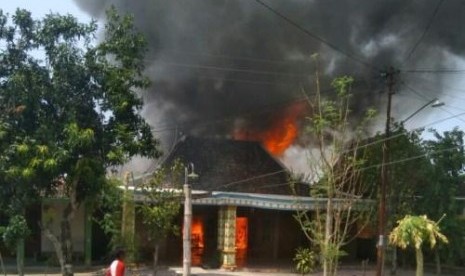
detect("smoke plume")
[74,0,465,153]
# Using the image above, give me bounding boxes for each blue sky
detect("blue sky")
[1,0,90,21]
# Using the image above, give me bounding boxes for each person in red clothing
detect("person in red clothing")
[107,248,126,276]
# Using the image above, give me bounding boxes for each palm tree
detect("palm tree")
[389,215,448,276]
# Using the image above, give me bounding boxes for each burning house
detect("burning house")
[70,0,465,187]
[127,135,373,268]
[33,0,465,269]
[132,135,311,268]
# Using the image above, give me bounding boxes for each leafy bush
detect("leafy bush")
[293,247,318,275]
[0,215,30,251]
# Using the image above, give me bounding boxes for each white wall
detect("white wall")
[41,201,86,253]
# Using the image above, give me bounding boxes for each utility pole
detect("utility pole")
[183,167,192,276]
[376,66,396,276]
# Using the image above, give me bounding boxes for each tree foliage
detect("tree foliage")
[362,125,433,225]
[415,128,465,266]
[294,74,375,276]
[0,7,160,275]
[389,215,448,276]
[139,160,183,274]
[362,126,465,270]
[0,215,30,251]
[95,177,125,249]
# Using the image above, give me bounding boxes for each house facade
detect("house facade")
[128,136,375,268]
[27,136,374,268]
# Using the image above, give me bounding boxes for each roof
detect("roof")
[162,136,294,195]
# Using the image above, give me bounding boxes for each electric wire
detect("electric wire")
[399,88,465,114]
[402,0,445,66]
[403,74,465,101]
[156,60,311,78]
[218,170,287,189]
[195,75,298,87]
[443,105,465,113]
[151,42,465,78]
[401,82,465,124]
[349,110,465,152]
[212,141,462,190]
[148,79,371,133]
[149,49,313,66]
[149,95,311,133]
[137,110,465,190]
[253,0,378,71]
[402,69,465,74]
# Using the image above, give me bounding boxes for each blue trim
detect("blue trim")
[130,189,374,211]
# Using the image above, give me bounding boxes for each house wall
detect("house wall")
[137,205,308,267]
[26,204,42,258]
[41,201,86,253]
[242,208,307,263]
[135,205,218,265]
[131,202,371,267]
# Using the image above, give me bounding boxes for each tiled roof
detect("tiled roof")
[163,136,293,195]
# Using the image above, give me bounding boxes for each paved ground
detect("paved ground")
[144,268,452,276]
[4,265,461,276]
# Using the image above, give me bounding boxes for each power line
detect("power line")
[358,144,461,173]
[149,49,313,66]
[399,87,465,113]
[402,0,444,65]
[156,60,311,78]
[150,95,310,133]
[401,82,465,124]
[403,69,465,74]
[403,75,465,101]
[149,80,368,133]
[217,170,287,190]
[212,140,463,191]
[253,0,377,71]
[421,111,465,128]
[445,105,465,113]
[353,110,465,152]
[195,75,299,87]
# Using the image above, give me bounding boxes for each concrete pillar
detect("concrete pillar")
[217,207,225,251]
[220,206,237,270]
[121,173,136,262]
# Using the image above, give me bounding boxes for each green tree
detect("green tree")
[0,8,160,276]
[363,125,431,219]
[416,128,465,270]
[0,215,30,276]
[139,161,183,275]
[294,73,375,276]
[361,125,433,273]
[389,215,448,276]
[94,177,125,255]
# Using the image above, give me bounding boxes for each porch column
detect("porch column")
[217,207,225,251]
[220,206,237,270]
[121,173,136,262]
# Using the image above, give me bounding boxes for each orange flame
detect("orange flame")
[234,101,307,156]
[262,119,298,155]
[236,217,248,250]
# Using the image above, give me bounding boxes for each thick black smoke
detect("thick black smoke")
[74,0,465,144]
